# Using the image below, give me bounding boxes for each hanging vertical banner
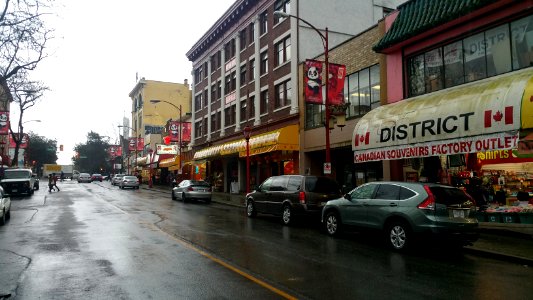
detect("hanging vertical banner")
[328,63,347,105]
[136,138,144,151]
[107,145,122,158]
[168,121,192,143]
[304,59,323,104]
[8,133,29,148]
[0,111,9,135]
[128,138,137,152]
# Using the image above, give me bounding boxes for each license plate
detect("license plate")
[452,210,465,218]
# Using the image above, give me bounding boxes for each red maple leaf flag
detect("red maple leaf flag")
[354,132,370,147]
[484,106,513,128]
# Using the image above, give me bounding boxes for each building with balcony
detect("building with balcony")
[186,0,404,193]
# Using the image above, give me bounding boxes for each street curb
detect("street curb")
[463,247,533,266]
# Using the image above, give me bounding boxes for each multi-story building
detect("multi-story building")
[126,78,191,181]
[354,0,533,188]
[186,0,404,193]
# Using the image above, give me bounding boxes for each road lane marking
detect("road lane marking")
[148,223,298,300]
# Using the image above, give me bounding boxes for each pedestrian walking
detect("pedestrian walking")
[53,173,60,191]
[48,174,55,192]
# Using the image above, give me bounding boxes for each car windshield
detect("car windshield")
[80,173,90,177]
[190,180,209,187]
[4,170,31,179]
[124,176,137,180]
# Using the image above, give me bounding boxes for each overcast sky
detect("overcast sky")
[15,0,235,165]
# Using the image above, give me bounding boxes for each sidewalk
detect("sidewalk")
[144,184,533,265]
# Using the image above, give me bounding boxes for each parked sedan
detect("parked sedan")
[172,180,212,203]
[119,176,140,189]
[77,173,91,183]
[322,181,479,251]
[111,174,125,186]
[91,173,103,182]
[0,186,11,225]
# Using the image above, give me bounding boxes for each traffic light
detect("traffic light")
[60,144,64,151]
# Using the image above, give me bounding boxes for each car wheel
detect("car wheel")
[324,211,341,236]
[246,200,256,217]
[387,221,410,251]
[182,192,187,203]
[282,204,292,225]
[0,209,5,226]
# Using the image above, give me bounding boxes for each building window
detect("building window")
[249,22,255,44]
[275,36,291,66]
[274,79,291,108]
[240,29,247,50]
[250,58,256,81]
[203,89,209,107]
[217,81,222,100]
[260,11,268,35]
[406,15,531,97]
[195,94,202,111]
[274,0,290,24]
[204,61,209,79]
[249,95,256,118]
[203,118,208,134]
[260,51,268,75]
[211,112,217,132]
[224,40,236,62]
[240,64,247,85]
[240,99,247,121]
[216,51,221,69]
[195,120,203,137]
[260,90,268,114]
[211,83,217,101]
[224,104,236,126]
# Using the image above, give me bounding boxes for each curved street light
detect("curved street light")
[150,99,184,179]
[274,10,332,177]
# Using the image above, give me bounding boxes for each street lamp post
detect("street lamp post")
[118,125,138,175]
[148,148,153,188]
[243,126,252,194]
[150,100,183,178]
[274,11,332,176]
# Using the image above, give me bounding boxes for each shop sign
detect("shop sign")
[156,144,178,155]
[354,132,518,163]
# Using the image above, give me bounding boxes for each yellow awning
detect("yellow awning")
[193,125,299,160]
[159,156,180,168]
[352,69,533,163]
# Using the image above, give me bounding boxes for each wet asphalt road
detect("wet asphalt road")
[1,180,532,299]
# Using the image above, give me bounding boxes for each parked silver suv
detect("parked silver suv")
[322,181,479,251]
[246,175,342,225]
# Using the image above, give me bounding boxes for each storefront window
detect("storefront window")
[511,15,533,69]
[407,54,425,96]
[348,71,359,117]
[370,65,380,109]
[444,41,464,88]
[425,48,443,92]
[358,68,371,115]
[486,24,512,77]
[464,32,487,83]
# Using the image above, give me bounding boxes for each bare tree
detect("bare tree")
[8,70,47,166]
[0,0,54,107]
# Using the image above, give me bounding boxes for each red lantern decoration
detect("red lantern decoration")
[163,136,171,145]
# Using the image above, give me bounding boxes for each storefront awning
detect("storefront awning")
[193,125,299,160]
[352,69,533,163]
[159,155,180,168]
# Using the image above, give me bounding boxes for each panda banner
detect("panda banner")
[327,63,346,106]
[168,121,192,143]
[304,60,323,104]
[0,111,8,135]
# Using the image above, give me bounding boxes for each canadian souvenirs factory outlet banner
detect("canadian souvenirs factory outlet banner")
[352,70,533,163]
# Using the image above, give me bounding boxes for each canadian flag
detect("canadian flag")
[484,107,513,128]
[354,132,370,147]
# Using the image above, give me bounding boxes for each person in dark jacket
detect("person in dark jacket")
[494,187,506,206]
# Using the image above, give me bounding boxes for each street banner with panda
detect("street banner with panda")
[168,121,192,143]
[107,145,122,158]
[328,63,346,105]
[9,133,29,148]
[0,111,8,135]
[304,60,323,104]
[128,138,144,151]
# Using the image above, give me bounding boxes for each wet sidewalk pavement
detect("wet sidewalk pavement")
[144,184,533,265]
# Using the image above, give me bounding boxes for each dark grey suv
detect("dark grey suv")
[246,175,341,225]
[322,181,479,251]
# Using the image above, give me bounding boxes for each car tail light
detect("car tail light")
[418,185,436,211]
[299,191,306,204]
